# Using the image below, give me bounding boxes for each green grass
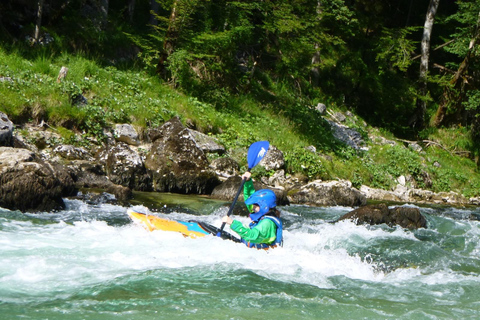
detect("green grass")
[1,47,480,198]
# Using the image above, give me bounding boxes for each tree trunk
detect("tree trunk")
[156,0,179,78]
[34,0,45,44]
[410,0,440,129]
[311,1,322,87]
[434,10,480,127]
[311,43,321,86]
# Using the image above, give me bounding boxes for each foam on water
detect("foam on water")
[0,205,407,298]
[1,200,480,319]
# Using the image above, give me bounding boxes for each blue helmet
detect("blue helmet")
[245,189,277,221]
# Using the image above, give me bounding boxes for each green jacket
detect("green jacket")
[229,179,277,245]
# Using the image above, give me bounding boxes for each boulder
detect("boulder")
[114,124,140,146]
[211,176,245,201]
[470,197,480,205]
[327,119,365,150]
[74,191,118,205]
[360,184,470,206]
[260,145,285,171]
[0,112,14,147]
[315,103,326,114]
[144,117,220,194]
[360,185,405,202]
[146,126,163,143]
[69,161,132,201]
[288,179,366,207]
[0,147,77,212]
[211,176,289,206]
[409,189,469,205]
[389,206,428,229]
[53,144,94,161]
[188,129,225,154]
[103,142,152,191]
[337,203,427,229]
[209,157,239,179]
[261,169,287,189]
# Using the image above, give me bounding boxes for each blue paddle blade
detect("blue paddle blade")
[247,141,270,169]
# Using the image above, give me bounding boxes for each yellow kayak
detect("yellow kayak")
[127,209,241,242]
[127,209,210,238]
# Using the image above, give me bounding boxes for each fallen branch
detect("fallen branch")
[422,139,452,155]
[394,137,454,156]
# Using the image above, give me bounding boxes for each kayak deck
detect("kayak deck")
[127,209,209,238]
[127,209,241,242]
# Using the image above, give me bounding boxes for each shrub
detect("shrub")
[285,147,326,180]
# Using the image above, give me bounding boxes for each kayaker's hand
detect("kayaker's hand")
[242,171,252,181]
[222,216,233,225]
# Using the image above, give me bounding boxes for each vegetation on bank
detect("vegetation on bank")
[1,0,480,198]
[1,49,480,198]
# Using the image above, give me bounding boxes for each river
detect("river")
[1,193,479,319]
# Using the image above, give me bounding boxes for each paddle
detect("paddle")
[216,140,270,236]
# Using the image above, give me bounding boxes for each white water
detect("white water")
[1,199,480,319]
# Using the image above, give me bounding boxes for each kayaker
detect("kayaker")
[221,171,283,249]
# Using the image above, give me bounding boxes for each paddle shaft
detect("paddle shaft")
[216,140,269,237]
[218,176,246,233]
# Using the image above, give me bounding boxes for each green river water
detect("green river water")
[1,193,479,319]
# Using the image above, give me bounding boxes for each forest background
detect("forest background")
[1,0,480,199]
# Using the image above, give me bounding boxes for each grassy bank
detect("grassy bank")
[1,48,479,198]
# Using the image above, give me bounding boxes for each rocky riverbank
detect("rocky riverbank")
[1,112,479,215]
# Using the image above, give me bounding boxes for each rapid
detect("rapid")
[1,196,479,319]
